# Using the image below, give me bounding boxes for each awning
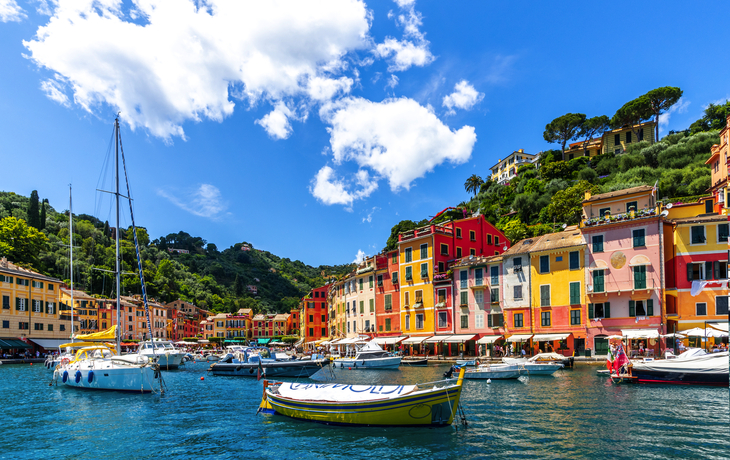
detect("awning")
[506,334,533,342]
[477,335,503,344]
[314,338,330,345]
[0,338,31,349]
[621,329,659,339]
[27,338,68,349]
[443,334,476,343]
[708,322,729,332]
[425,335,450,343]
[532,333,570,342]
[257,338,272,344]
[373,336,407,345]
[402,336,429,344]
[335,337,358,344]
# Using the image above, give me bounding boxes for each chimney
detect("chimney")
[584,190,592,201]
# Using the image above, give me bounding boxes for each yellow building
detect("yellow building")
[489,149,538,185]
[399,234,434,337]
[602,121,656,154]
[59,288,98,335]
[528,228,587,354]
[563,137,603,161]
[210,313,227,339]
[0,257,69,351]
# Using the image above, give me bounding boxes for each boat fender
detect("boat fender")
[249,368,254,374]
[362,361,365,366]
[62,371,68,383]
[353,362,356,368]
[87,370,94,383]
[75,370,82,383]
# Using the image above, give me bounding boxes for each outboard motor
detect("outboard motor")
[443,365,456,379]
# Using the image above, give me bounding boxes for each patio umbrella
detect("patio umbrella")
[679,327,710,337]
[660,333,686,338]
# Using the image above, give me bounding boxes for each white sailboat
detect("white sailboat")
[53,117,162,393]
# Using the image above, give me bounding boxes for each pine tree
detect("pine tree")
[39,199,47,230]
[27,190,40,229]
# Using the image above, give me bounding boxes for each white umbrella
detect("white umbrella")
[660,333,686,338]
[679,327,710,337]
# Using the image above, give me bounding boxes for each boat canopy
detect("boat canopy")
[506,334,533,342]
[373,336,407,345]
[476,335,502,344]
[257,338,272,344]
[74,325,117,342]
[59,341,113,349]
[402,336,429,344]
[532,333,570,342]
[621,329,659,339]
[443,334,476,343]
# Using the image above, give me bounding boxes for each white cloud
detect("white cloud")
[375,1,434,72]
[385,74,399,89]
[40,78,70,107]
[659,97,690,134]
[158,184,227,219]
[319,97,476,194]
[310,166,378,207]
[0,0,25,22]
[353,249,366,264]
[24,0,371,140]
[256,103,293,140]
[362,207,379,223]
[442,80,483,115]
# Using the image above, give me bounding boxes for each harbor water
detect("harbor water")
[0,362,728,460]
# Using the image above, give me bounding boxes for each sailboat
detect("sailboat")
[52,117,162,393]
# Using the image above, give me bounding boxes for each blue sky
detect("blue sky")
[1,0,728,267]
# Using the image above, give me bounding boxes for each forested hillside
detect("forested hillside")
[0,193,354,313]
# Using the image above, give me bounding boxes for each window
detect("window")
[541,311,551,327]
[456,228,462,239]
[60,325,65,332]
[513,313,523,328]
[490,266,499,285]
[321,314,325,322]
[420,244,428,260]
[46,302,55,314]
[696,302,707,316]
[405,314,410,330]
[614,133,620,146]
[438,261,445,273]
[440,243,449,256]
[420,263,428,278]
[490,288,499,303]
[384,294,392,311]
[540,285,550,307]
[369,276,373,288]
[460,315,468,328]
[456,247,462,258]
[718,224,729,243]
[359,278,363,291]
[567,309,580,325]
[2,295,9,309]
[716,296,729,315]
[514,285,523,300]
[31,280,43,289]
[369,299,374,312]
[33,299,42,313]
[438,311,448,328]
[460,270,468,289]
[599,207,611,218]
[592,235,604,253]
[16,278,28,286]
[475,314,484,328]
[0,275,12,283]
[474,290,484,309]
[392,271,399,285]
[460,291,468,306]
[633,228,646,247]
[469,230,476,241]
[415,314,424,329]
[556,256,563,262]
[472,268,483,286]
[359,301,364,314]
[470,248,476,256]
[404,292,410,306]
[487,235,492,245]
[364,321,370,333]
[569,251,580,270]
[539,255,550,273]
[19,322,29,330]
[633,265,647,289]
[405,248,412,262]
[638,129,644,141]
[488,314,504,328]
[392,252,397,264]
[495,236,500,246]
[705,199,714,214]
[377,275,383,287]
[626,131,632,143]
[691,226,705,244]
[593,270,605,293]
[415,290,423,304]
[405,266,412,281]
[34,322,44,331]
[347,322,351,333]
[438,289,446,304]
[16,297,27,312]
[385,318,391,332]
[569,282,581,305]
[1,320,7,329]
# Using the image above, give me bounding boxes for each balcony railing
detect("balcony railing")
[582,208,658,228]
[399,224,453,242]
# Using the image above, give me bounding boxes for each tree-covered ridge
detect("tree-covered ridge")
[0,192,354,314]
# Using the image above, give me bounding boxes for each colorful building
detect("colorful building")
[563,137,603,161]
[374,250,400,336]
[59,288,97,335]
[581,186,664,356]
[353,257,377,337]
[300,285,329,344]
[601,121,656,155]
[490,149,538,185]
[705,114,729,214]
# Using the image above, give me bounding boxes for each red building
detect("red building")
[301,285,329,344]
[375,250,400,336]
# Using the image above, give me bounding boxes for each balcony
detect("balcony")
[399,223,453,242]
[582,208,658,228]
[433,272,452,283]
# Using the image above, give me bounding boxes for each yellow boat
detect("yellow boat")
[258,367,465,426]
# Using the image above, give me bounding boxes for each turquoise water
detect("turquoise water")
[0,362,727,460]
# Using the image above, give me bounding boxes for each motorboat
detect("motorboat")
[502,353,565,375]
[332,341,401,369]
[464,363,521,380]
[208,346,328,378]
[630,348,729,386]
[456,359,477,366]
[126,340,187,369]
[503,352,573,368]
[401,357,428,366]
[258,367,467,426]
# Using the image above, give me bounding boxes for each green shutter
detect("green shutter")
[604,302,610,318]
[714,261,720,280]
[704,261,713,280]
[647,299,654,316]
[588,303,594,319]
[570,282,580,305]
[16,297,20,310]
[687,263,694,281]
[488,314,493,328]
[629,300,635,317]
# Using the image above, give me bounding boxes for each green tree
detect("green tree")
[385,219,428,251]
[689,100,730,134]
[501,218,528,243]
[464,174,484,197]
[643,86,683,141]
[0,216,49,268]
[541,180,600,225]
[544,113,587,153]
[579,115,610,152]
[610,96,652,140]
[39,199,47,231]
[27,190,40,229]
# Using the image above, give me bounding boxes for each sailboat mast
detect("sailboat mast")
[69,185,74,342]
[115,118,122,355]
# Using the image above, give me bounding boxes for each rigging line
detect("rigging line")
[94,126,116,222]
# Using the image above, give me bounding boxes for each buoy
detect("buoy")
[200,376,204,381]
[87,370,94,383]
[487,379,492,384]
[30,363,33,366]
[62,371,68,383]
[75,370,82,383]
[348,367,352,370]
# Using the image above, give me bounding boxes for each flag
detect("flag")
[256,359,264,381]
[606,346,614,372]
[652,180,658,199]
[612,343,629,374]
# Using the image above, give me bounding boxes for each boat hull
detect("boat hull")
[631,369,729,387]
[518,363,562,375]
[264,386,463,426]
[209,359,328,377]
[401,358,428,366]
[465,365,520,380]
[54,361,156,393]
[332,356,401,369]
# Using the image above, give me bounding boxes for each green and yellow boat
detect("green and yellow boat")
[257,367,466,426]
